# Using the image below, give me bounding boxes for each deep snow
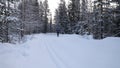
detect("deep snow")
[0,33,120,68]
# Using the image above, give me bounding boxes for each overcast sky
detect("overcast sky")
[39,0,68,17]
[48,0,60,16]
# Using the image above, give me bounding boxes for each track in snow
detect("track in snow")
[0,33,120,68]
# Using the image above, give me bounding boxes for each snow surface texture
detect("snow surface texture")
[0,33,120,68]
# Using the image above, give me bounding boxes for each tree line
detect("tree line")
[55,0,120,39]
[0,0,53,43]
[0,0,120,43]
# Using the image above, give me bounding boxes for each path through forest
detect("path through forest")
[0,33,120,68]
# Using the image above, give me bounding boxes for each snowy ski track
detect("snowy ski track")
[0,33,120,68]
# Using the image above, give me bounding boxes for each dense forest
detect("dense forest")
[0,0,120,43]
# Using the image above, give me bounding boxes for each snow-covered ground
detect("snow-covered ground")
[0,33,120,68]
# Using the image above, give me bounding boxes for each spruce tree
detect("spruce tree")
[43,0,49,33]
[68,0,80,33]
[19,0,40,34]
[92,0,114,39]
[57,0,69,34]
[0,0,23,43]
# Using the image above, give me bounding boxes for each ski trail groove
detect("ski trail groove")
[47,44,69,68]
[43,39,68,68]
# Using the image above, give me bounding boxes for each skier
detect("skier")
[56,27,60,37]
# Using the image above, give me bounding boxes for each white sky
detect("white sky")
[48,0,69,17]
[39,0,68,17]
[48,0,60,14]
[40,0,117,17]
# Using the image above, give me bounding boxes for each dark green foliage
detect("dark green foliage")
[68,0,80,33]
[57,0,69,34]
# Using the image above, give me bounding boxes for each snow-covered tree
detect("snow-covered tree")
[39,1,44,32]
[68,0,80,33]
[54,9,60,30]
[55,0,69,34]
[112,0,120,37]
[0,0,23,43]
[74,0,89,35]
[92,0,115,39]
[19,0,40,34]
[42,0,49,33]
[0,0,7,42]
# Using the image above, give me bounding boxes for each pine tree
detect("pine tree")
[54,9,60,30]
[74,0,89,35]
[92,0,114,39]
[19,0,40,34]
[113,0,120,37]
[0,0,23,43]
[0,0,6,42]
[49,13,52,32]
[57,0,69,34]
[8,0,24,43]
[43,0,49,33]
[68,0,80,33]
[39,1,44,32]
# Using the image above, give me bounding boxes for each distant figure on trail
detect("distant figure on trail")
[56,27,60,37]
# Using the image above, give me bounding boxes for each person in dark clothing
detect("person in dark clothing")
[56,27,60,37]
